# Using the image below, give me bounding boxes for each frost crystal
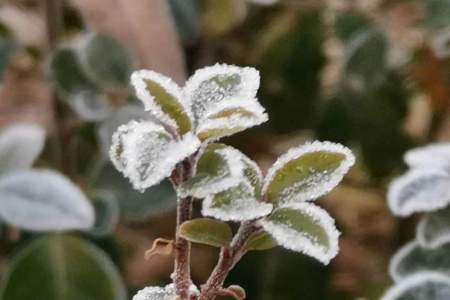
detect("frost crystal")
[0,169,94,231]
[262,141,355,203]
[404,143,450,170]
[133,284,198,300]
[184,64,260,124]
[380,272,450,300]
[131,70,193,132]
[261,202,340,265]
[389,241,450,283]
[387,168,450,217]
[110,120,200,191]
[0,123,46,175]
[202,182,273,221]
[417,206,450,249]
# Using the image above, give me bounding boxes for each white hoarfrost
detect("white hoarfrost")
[0,123,46,175]
[178,146,245,198]
[261,202,340,265]
[184,63,260,123]
[262,141,355,203]
[133,284,198,300]
[0,169,94,231]
[202,182,273,221]
[404,143,450,170]
[417,207,450,249]
[131,70,193,131]
[387,168,450,217]
[380,272,450,300]
[110,120,200,192]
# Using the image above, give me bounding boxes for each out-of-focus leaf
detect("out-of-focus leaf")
[425,0,450,29]
[263,141,354,204]
[80,34,132,90]
[417,206,450,249]
[404,143,450,170]
[261,202,340,265]
[168,0,200,43]
[0,169,94,231]
[246,230,277,251]
[95,163,176,221]
[380,272,450,300]
[334,11,370,42]
[0,234,126,300]
[389,241,450,282]
[201,0,246,37]
[0,123,45,176]
[89,191,120,237]
[179,218,232,248]
[0,35,15,78]
[69,90,112,122]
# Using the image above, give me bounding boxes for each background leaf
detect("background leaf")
[417,206,450,249]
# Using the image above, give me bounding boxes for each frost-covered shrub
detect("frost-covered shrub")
[109,64,355,300]
[382,143,450,300]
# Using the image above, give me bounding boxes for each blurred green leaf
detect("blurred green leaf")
[169,0,200,43]
[246,230,277,251]
[95,163,176,221]
[201,0,246,37]
[417,206,450,249]
[80,34,132,90]
[0,35,15,78]
[425,0,450,29]
[0,234,126,300]
[89,191,120,237]
[334,11,370,42]
[179,218,232,247]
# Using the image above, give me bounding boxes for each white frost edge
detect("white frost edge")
[132,283,198,300]
[202,181,273,221]
[380,272,450,300]
[417,213,450,249]
[131,69,193,131]
[404,143,450,169]
[261,141,355,202]
[178,146,245,198]
[183,63,260,110]
[260,202,340,265]
[389,240,419,282]
[241,152,264,185]
[387,168,450,217]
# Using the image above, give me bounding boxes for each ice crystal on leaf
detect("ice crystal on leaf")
[404,143,450,170]
[110,120,200,192]
[262,141,355,204]
[0,169,94,231]
[387,168,450,217]
[260,202,340,265]
[133,284,198,300]
[380,272,450,300]
[0,123,46,176]
[417,206,450,249]
[389,240,450,283]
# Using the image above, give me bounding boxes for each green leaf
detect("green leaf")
[425,0,450,29]
[261,202,340,264]
[263,141,354,204]
[178,144,243,198]
[417,206,450,249]
[80,34,132,90]
[0,35,15,78]
[131,70,192,134]
[0,234,126,300]
[168,0,200,43]
[201,0,246,37]
[246,230,277,251]
[334,11,370,42]
[389,241,450,282]
[179,218,232,248]
[89,191,120,237]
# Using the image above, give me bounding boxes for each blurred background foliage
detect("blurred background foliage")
[0,0,449,299]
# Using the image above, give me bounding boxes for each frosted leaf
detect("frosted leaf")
[202,182,273,221]
[131,70,192,134]
[97,105,151,158]
[380,272,450,300]
[179,218,233,247]
[262,141,355,204]
[0,123,46,176]
[417,206,450,249]
[178,144,244,198]
[404,143,450,170]
[68,90,112,122]
[184,64,260,124]
[260,202,340,264]
[196,99,268,142]
[241,153,263,196]
[0,169,94,231]
[389,241,450,282]
[110,120,200,191]
[133,283,198,300]
[387,168,450,217]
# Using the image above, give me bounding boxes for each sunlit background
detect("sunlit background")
[0,0,449,299]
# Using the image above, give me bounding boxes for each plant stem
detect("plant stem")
[199,221,258,300]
